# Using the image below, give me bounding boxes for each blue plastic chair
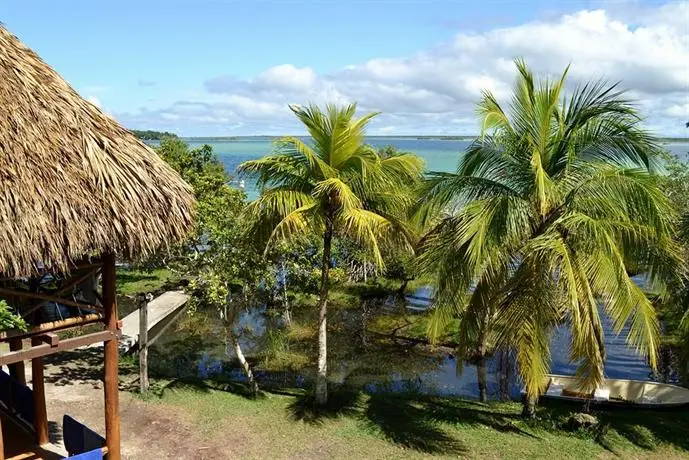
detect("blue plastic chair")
[63,414,105,456]
[12,379,34,424]
[65,449,103,459]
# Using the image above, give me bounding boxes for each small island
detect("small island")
[130,129,179,141]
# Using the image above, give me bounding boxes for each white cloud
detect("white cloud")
[116,1,689,136]
[254,64,317,92]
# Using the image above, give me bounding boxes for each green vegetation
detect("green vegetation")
[141,383,689,459]
[416,60,681,411]
[116,268,179,296]
[239,103,424,404]
[130,129,178,140]
[121,61,689,459]
[154,138,268,392]
[0,299,27,331]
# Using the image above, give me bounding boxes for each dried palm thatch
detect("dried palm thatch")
[0,26,195,278]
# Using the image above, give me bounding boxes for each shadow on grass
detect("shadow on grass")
[364,393,467,455]
[531,399,689,453]
[131,374,689,456]
[597,407,689,452]
[285,386,465,454]
[154,376,267,401]
[286,385,362,425]
[423,396,539,439]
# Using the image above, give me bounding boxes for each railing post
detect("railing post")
[8,338,25,385]
[138,293,151,394]
[102,252,121,460]
[0,413,4,460]
[30,336,48,445]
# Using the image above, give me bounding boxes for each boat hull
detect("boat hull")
[530,374,689,410]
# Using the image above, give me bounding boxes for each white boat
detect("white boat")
[537,374,689,408]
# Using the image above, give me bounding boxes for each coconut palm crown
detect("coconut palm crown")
[418,59,682,407]
[239,103,424,404]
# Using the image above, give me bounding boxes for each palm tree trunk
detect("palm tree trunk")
[522,396,537,418]
[281,258,291,328]
[230,331,259,395]
[477,332,488,403]
[498,349,511,401]
[315,222,333,405]
[397,278,409,301]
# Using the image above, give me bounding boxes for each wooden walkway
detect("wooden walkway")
[84,291,189,353]
[119,291,189,354]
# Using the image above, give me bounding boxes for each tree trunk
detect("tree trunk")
[397,278,409,301]
[477,342,488,403]
[474,322,489,402]
[315,222,333,406]
[281,258,291,328]
[498,349,511,401]
[360,300,369,348]
[476,357,488,403]
[522,396,537,418]
[231,331,258,395]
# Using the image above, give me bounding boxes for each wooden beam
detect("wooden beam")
[35,334,59,347]
[20,267,101,318]
[0,288,103,317]
[102,252,121,460]
[73,262,103,270]
[0,313,104,341]
[8,338,26,385]
[0,330,117,366]
[30,337,48,446]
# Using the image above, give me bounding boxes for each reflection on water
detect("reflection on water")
[149,285,678,400]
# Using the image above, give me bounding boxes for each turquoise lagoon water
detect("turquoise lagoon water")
[178,137,689,200]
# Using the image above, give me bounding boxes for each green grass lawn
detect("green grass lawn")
[138,381,689,459]
[116,267,180,296]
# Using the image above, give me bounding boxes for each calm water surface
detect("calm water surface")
[151,286,677,400]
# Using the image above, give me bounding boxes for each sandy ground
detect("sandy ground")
[33,348,228,460]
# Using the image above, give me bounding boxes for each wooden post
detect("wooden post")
[138,293,150,393]
[0,412,5,460]
[30,337,49,445]
[8,338,25,385]
[102,253,121,460]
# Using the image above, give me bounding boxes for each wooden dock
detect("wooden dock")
[84,291,189,353]
[119,291,189,354]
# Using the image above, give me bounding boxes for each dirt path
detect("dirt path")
[39,349,227,460]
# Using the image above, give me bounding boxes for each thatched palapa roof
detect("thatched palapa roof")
[0,26,195,278]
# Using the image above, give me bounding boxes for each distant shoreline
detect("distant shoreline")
[180,135,689,143]
[182,135,476,142]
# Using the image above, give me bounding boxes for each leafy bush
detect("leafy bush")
[0,300,27,331]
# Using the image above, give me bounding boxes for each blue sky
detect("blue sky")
[3,0,688,136]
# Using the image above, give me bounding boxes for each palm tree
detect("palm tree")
[239,103,424,404]
[418,60,681,412]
